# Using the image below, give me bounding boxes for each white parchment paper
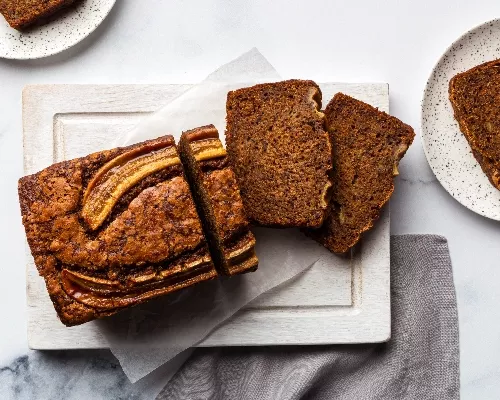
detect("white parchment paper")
[102,49,333,384]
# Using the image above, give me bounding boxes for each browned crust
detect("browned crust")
[19,136,217,326]
[225,80,333,228]
[179,125,258,276]
[0,0,78,30]
[307,93,415,254]
[449,58,500,190]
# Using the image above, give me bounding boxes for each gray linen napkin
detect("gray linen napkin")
[157,234,460,400]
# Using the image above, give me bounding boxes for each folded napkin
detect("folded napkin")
[157,235,460,400]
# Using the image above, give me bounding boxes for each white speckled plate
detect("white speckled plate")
[0,0,116,59]
[422,18,500,221]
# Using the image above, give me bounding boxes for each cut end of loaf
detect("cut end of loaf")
[179,125,258,276]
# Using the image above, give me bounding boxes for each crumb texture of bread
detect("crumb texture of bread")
[307,93,415,254]
[18,136,217,326]
[449,58,500,190]
[225,80,333,228]
[0,0,78,29]
[179,125,258,276]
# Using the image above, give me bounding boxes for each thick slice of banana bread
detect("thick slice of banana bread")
[179,125,258,276]
[449,58,500,190]
[307,93,415,253]
[225,80,333,228]
[0,0,78,30]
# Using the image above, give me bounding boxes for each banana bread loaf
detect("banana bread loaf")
[19,136,217,326]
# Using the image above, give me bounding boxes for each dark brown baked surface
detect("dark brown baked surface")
[449,58,500,190]
[226,80,333,228]
[0,0,78,30]
[307,93,415,254]
[179,125,258,276]
[19,136,217,326]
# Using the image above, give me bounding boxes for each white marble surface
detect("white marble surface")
[0,0,499,398]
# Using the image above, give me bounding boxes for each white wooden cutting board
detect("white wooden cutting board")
[23,83,390,349]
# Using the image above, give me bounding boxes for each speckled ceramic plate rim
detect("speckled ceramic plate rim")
[421,17,500,221]
[0,0,116,60]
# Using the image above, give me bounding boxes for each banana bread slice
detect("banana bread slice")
[449,58,500,190]
[179,125,258,276]
[0,0,78,30]
[226,80,333,228]
[19,136,217,326]
[307,93,415,254]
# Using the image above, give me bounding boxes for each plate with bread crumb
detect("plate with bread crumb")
[0,0,116,59]
[422,18,500,220]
